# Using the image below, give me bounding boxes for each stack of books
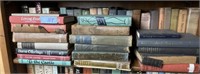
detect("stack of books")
[9,13,75,74]
[68,15,133,73]
[133,29,199,73]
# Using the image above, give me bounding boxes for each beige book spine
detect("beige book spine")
[44,65,53,74]
[35,65,44,74]
[170,9,179,31]
[150,56,196,64]
[140,12,150,29]
[177,9,188,33]
[102,8,109,15]
[158,8,165,29]
[90,8,97,15]
[27,65,35,74]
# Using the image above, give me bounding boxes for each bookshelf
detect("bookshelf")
[0,1,199,74]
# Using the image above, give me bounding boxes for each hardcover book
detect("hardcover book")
[170,9,179,31]
[69,35,132,46]
[140,12,150,29]
[158,8,164,29]
[90,8,97,15]
[177,9,188,33]
[150,10,159,29]
[77,15,132,26]
[102,8,109,15]
[163,7,171,29]
[11,13,59,16]
[109,7,117,15]
[71,24,130,36]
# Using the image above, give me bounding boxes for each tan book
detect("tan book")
[133,10,141,29]
[158,8,165,29]
[27,65,35,74]
[13,33,67,43]
[197,18,200,36]
[71,24,129,36]
[170,9,179,31]
[177,9,188,33]
[90,8,97,15]
[186,8,200,35]
[163,7,171,29]
[140,12,150,29]
[102,8,109,15]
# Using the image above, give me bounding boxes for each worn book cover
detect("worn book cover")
[140,12,150,29]
[163,7,171,29]
[170,9,179,31]
[177,9,188,33]
[150,10,159,29]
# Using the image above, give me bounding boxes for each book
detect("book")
[66,8,74,16]
[90,8,97,15]
[27,65,35,74]
[82,9,90,15]
[17,54,70,61]
[170,9,179,31]
[158,8,165,29]
[44,65,53,74]
[163,8,171,29]
[150,10,159,29]
[72,51,128,61]
[140,12,151,29]
[11,24,67,33]
[11,13,59,16]
[13,33,67,43]
[137,47,199,56]
[137,33,199,48]
[9,16,75,24]
[133,10,141,29]
[74,60,130,71]
[97,8,102,15]
[92,68,100,74]
[102,8,109,15]
[73,9,82,16]
[29,7,36,13]
[13,58,71,66]
[117,10,126,15]
[136,30,181,38]
[60,7,67,14]
[109,7,117,15]
[100,69,112,74]
[16,48,69,56]
[74,67,83,74]
[77,15,132,26]
[126,10,133,16]
[69,35,132,46]
[83,68,92,74]
[186,8,200,35]
[112,70,120,74]
[75,44,129,52]
[17,42,69,50]
[71,24,130,36]
[177,9,188,33]
[35,65,44,74]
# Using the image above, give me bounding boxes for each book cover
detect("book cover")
[109,7,117,15]
[177,9,188,33]
[170,9,179,31]
[69,35,132,46]
[77,15,132,26]
[136,29,181,38]
[97,8,103,15]
[35,65,44,74]
[72,51,129,61]
[158,8,165,29]
[117,10,127,15]
[90,8,97,15]
[74,60,130,71]
[102,8,109,15]
[133,10,141,29]
[60,7,67,14]
[163,8,171,29]
[27,65,35,74]
[150,10,159,29]
[140,12,150,29]
[13,33,67,43]
[83,68,92,74]
[71,24,130,36]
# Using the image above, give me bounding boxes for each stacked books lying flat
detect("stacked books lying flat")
[133,30,199,73]
[68,15,132,73]
[10,13,75,74]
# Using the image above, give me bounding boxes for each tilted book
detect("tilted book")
[13,33,67,43]
[77,15,132,26]
[71,24,130,36]
[69,35,132,46]
[72,51,129,61]
[74,60,130,71]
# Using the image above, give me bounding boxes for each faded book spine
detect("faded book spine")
[69,35,132,46]
[16,48,69,56]
[163,8,171,29]
[13,33,67,43]
[75,44,129,52]
[140,12,150,29]
[170,9,179,31]
[177,9,188,33]
[158,8,165,29]
[17,42,68,50]
[77,15,132,26]
[71,25,130,35]
[72,51,129,61]
[17,54,70,61]
[27,65,35,74]
[11,24,67,33]
[74,60,130,71]
[53,66,58,74]
[90,8,97,15]
[44,65,53,74]
[13,58,71,66]
[35,65,44,74]
[150,10,159,29]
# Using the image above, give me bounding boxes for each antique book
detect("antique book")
[75,44,129,52]
[13,33,67,43]
[137,33,199,48]
[11,13,59,16]
[73,9,82,16]
[133,10,141,29]
[27,65,35,74]
[17,42,69,50]
[71,24,130,35]
[74,60,131,71]
[60,7,67,14]
[69,35,132,46]
[170,9,179,31]
[72,51,129,61]
[136,29,181,38]
[158,8,165,29]
[102,8,109,15]
[140,12,150,29]
[90,8,97,15]
[150,10,159,29]
[17,54,70,61]
[186,8,200,35]
[177,9,188,33]
[9,16,75,24]
[11,24,67,33]
[13,58,71,66]
[16,48,69,56]
[77,15,132,26]
[163,7,171,29]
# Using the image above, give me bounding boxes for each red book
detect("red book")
[138,61,200,73]
[83,68,92,74]
[17,54,70,61]
[9,16,74,24]
[11,24,67,33]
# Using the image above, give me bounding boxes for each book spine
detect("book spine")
[35,65,44,74]
[109,8,117,15]
[72,51,128,61]
[133,10,141,29]
[71,25,130,35]
[66,9,74,16]
[11,24,67,33]
[112,70,121,74]
[97,8,103,15]
[170,9,179,31]
[83,68,92,74]
[139,34,181,38]
[74,60,130,71]
[82,9,90,15]
[69,35,132,46]
[9,16,65,24]
[27,65,35,74]
[163,8,171,29]
[150,10,159,29]
[77,15,132,26]
[73,9,82,16]
[158,8,165,29]
[138,47,198,55]
[53,66,58,74]
[140,12,150,29]
[90,8,97,15]
[75,44,129,52]
[44,65,53,74]
[92,68,100,74]
[13,33,67,43]
[117,10,126,15]
[17,54,70,61]
[142,57,164,67]
[17,42,68,50]
[16,48,69,56]
[102,8,109,15]
[126,10,133,16]
[177,9,188,33]
[60,7,67,14]
[14,58,71,66]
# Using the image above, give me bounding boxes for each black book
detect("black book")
[109,7,118,15]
